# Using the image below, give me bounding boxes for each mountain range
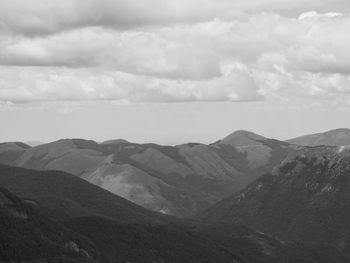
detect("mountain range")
[1,128,350,218]
[0,130,300,217]
[2,128,350,261]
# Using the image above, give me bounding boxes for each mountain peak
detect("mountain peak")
[324,128,350,135]
[101,139,129,145]
[218,130,267,147]
[287,128,350,146]
[230,130,266,137]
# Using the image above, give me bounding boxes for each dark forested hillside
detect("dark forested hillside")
[199,146,350,254]
[1,164,349,263]
[0,187,100,263]
[0,164,168,224]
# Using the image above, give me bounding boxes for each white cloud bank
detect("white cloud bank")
[0,0,350,104]
[0,0,339,35]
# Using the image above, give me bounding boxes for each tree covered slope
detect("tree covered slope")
[199,145,350,254]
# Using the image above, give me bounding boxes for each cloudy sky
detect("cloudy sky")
[1,0,350,144]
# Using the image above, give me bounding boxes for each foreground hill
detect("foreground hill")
[0,131,296,217]
[199,145,350,254]
[0,165,349,263]
[0,164,167,224]
[0,186,100,262]
[287,128,350,146]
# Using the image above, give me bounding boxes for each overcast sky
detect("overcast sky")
[1,0,350,144]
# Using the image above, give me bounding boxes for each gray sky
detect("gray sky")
[1,0,350,144]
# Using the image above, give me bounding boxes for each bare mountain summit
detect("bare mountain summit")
[218,130,268,147]
[287,128,350,146]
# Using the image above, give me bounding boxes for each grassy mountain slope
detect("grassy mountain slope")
[0,131,296,217]
[287,128,350,146]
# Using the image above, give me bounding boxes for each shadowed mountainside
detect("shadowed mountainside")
[0,186,101,263]
[199,145,350,254]
[1,164,349,263]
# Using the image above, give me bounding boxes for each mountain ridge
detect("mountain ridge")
[287,128,350,146]
[0,132,295,217]
[217,130,268,147]
[2,128,349,217]
[198,145,350,254]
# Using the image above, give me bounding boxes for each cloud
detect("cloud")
[3,12,350,76]
[0,65,262,103]
[0,0,346,35]
[0,0,240,35]
[0,28,222,80]
[0,1,350,105]
[298,11,342,19]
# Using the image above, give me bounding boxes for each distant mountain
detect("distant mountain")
[212,130,299,179]
[217,130,268,147]
[0,132,296,217]
[199,145,350,254]
[25,140,45,147]
[1,164,349,263]
[0,139,247,217]
[101,139,129,145]
[0,142,30,166]
[287,128,350,146]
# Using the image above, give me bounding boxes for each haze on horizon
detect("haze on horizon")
[1,0,350,145]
